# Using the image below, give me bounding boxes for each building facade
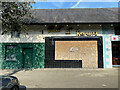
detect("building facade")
[0,8,120,69]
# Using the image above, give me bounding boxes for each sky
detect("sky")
[31,0,119,9]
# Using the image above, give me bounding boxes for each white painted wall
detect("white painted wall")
[0,24,102,43]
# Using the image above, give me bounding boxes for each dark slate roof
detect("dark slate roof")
[24,8,119,24]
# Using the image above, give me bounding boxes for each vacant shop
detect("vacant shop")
[45,36,103,68]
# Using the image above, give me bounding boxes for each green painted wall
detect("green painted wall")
[1,43,45,69]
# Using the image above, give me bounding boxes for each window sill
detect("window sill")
[5,60,17,62]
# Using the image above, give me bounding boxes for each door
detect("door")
[112,41,120,66]
[22,48,33,68]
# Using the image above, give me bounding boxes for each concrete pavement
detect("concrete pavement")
[4,68,118,88]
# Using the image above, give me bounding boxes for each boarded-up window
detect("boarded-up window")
[55,41,98,68]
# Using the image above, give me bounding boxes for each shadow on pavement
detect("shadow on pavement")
[5,68,33,76]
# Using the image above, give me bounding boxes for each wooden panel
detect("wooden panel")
[55,41,98,68]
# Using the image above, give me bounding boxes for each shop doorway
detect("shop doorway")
[112,41,120,67]
[22,48,33,68]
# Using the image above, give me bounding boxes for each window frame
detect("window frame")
[5,45,17,61]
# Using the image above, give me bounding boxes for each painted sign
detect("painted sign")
[65,30,70,34]
[76,32,98,36]
[112,36,120,41]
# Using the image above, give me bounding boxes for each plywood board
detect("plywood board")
[55,41,98,68]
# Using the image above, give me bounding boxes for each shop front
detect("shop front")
[45,36,103,68]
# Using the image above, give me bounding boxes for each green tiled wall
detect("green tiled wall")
[0,43,2,69]
[1,43,45,69]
